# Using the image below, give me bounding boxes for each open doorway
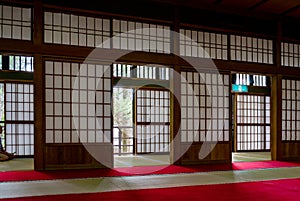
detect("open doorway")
[113,87,134,156]
[0,55,34,170]
[0,82,34,170]
[232,73,271,162]
[112,63,171,167]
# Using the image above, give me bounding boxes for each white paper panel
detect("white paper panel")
[44,11,110,48]
[282,79,300,141]
[0,5,32,40]
[45,61,111,144]
[181,72,230,142]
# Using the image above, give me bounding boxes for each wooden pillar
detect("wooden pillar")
[271,20,282,161]
[170,6,182,165]
[33,0,45,170]
[271,74,282,160]
[232,94,237,152]
[33,0,43,46]
[34,54,45,170]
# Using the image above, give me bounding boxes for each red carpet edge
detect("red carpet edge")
[0,178,300,201]
[0,160,300,182]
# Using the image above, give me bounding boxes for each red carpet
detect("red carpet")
[0,178,299,201]
[0,161,300,182]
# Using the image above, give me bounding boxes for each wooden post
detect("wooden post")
[33,0,43,46]
[170,6,182,165]
[271,20,282,161]
[34,54,45,170]
[271,74,282,160]
[233,93,237,153]
[33,0,45,170]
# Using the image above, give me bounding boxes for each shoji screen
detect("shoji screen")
[44,11,110,48]
[0,4,31,40]
[181,72,230,142]
[45,61,112,144]
[236,95,271,151]
[113,63,170,80]
[5,83,34,156]
[282,79,300,141]
[0,83,3,150]
[230,35,273,64]
[112,19,171,53]
[136,89,170,153]
[180,29,228,60]
[281,42,300,67]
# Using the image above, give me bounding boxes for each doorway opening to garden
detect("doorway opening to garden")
[231,73,271,162]
[112,63,171,167]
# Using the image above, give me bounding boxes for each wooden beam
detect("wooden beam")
[233,94,237,152]
[0,0,33,6]
[0,39,35,55]
[214,0,223,5]
[33,0,43,46]
[43,2,172,25]
[271,74,282,160]
[170,5,181,165]
[0,71,33,81]
[280,4,300,16]
[274,20,282,67]
[5,37,300,77]
[33,54,45,170]
[180,22,277,39]
[248,0,269,11]
[281,68,300,78]
[210,60,278,75]
[228,73,233,163]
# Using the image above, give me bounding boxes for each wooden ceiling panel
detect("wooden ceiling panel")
[220,0,263,9]
[151,0,300,18]
[254,0,300,14]
[152,0,216,6]
[140,0,300,19]
[287,7,300,17]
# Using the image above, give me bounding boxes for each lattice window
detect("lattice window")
[9,55,33,72]
[45,61,111,144]
[234,73,267,87]
[0,55,34,72]
[236,95,270,151]
[180,29,228,60]
[5,83,34,156]
[181,72,230,142]
[44,11,110,48]
[0,84,4,152]
[112,19,171,53]
[281,42,300,67]
[136,89,170,153]
[230,35,273,64]
[0,5,31,40]
[5,83,34,121]
[282,79,300,141]
[113,63,169,80]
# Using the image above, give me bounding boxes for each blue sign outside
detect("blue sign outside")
[232,84,248,92]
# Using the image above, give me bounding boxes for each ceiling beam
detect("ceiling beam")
[214,0,223,5]
[248,0,269,11]
[280,4,300,16]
